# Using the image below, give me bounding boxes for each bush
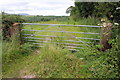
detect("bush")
[74,44,120,78]
[88,49,119,78]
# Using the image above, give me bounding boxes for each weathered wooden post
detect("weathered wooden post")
[100,23,113,51]
[9,23,24,44]
[10,23,20,36]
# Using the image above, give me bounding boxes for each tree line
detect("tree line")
[22,16,69,22]
[66,2,120,23]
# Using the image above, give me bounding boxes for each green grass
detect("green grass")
[2,43,88,78]
[3,41,119,78]
[2,36,36,77]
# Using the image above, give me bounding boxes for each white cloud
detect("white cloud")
[0,0,74,16]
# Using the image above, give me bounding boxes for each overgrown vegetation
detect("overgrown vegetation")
[2,12,24,40]
[3,41,120,78]
[66,2,120,23]
[66,2,120,78]
[74,45,120,78]
[2,43,87,78]
[2,12,36,77]
[2,20,120,78]
[2,2,120,78]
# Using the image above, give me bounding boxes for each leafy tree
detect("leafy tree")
[75,2,95,18]
[94,2,120,23]
[66,2,120,23]
[66,2,95,20]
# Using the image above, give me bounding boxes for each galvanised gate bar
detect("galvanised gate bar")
[21,23,101,51]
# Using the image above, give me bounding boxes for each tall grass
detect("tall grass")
[2,35,35,76]
[2,36,36,63]
[32,43,87,78]
[2,36,21,64]
[3,41,119,78]
[2,43,88,78]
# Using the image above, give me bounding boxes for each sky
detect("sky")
[0,0,74,16]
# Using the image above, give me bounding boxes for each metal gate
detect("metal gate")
[21,23,101,51]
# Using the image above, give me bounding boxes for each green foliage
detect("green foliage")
[2,36,21,64]
[88,49,119,78]
[3,41,119,78]
[94,2,120,23]
[74,44,120,78]
[2,18,119,78]
[22,16,69,23]
[28,44,87,78]
[2,12,24,25]
[20,43,34,55]
[111,27,120,50]
[67,2,120,23]
[66,6,79,21]
[76,17,100,25]
[2,12,25,40]
[2,36,34,64]
[75,2,95,18]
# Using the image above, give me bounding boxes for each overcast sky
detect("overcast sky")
[0,0,74,16]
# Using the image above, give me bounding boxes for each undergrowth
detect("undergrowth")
[33,43,87,78]
[2,39,120,78]
[74,43,120,78]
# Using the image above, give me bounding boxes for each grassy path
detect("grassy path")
[3,44,89,78]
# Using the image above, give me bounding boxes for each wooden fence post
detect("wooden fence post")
[100,23,113,51]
